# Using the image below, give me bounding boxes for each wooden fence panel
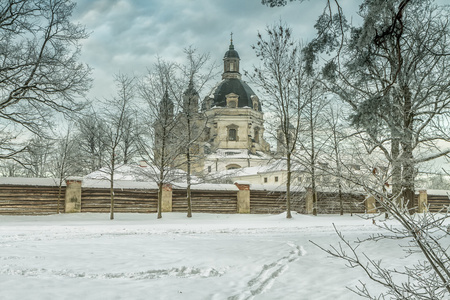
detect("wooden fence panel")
[316,192,366,214]
[250,190,293,214]
[0,185,65,215]
[428,194,450,213]
[81,188,158,213]
[172,190,237,213]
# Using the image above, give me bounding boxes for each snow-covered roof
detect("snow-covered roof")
[218,160,305,178]
[0,177,64,186]
[84,164,148,181]
[250,184,290,192]
[205,149,271,160]
[83,164,199,184]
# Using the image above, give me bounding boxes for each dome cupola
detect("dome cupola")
[223,33,241,80]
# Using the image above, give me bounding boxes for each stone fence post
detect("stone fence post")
[161,183,173,212]
[235,181,250,213]
[418,190,428,213]
[366,195,377,213]
[305,188,314,214]
[65,177,82,213]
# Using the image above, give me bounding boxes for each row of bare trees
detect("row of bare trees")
[262,0,450,298]
[0,1,218,219]
[255,0,450,214]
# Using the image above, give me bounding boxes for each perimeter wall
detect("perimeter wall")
[0,178,448,215]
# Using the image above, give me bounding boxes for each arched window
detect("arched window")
[226,164,241,170]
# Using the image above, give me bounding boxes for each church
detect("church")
[158,38,274,177]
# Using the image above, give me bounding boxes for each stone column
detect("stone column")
[235,181,250,213]
[366,195,377,213]
[305,188,314,214]
[65,177,82,213]
[161,183,173,212]
[418,190,428,213]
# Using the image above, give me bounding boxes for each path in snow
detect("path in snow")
[228,243,306,300]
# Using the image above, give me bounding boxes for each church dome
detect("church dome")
[202,39,261,112]
[204,78,261,111]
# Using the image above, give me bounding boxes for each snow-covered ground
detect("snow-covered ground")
[0,213,416,299]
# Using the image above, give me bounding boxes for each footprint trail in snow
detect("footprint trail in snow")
[228,242,306,300]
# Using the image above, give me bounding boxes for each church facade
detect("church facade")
[199,39,271,174]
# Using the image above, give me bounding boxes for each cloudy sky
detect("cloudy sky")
[70,0,449,172]
[72,0,359,100]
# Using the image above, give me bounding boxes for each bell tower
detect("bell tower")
[183,79,199,115]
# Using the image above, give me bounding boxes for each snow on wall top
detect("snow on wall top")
[250,184,289,192]
[82,179,159,189]
[172,182,239,191]
[0,176,448,196]
[0,177,64,187]
[422,189,450,197]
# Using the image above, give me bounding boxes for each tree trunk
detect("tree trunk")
[186,117,192,218]
[402,143,415,214]
[338,180,343,216]
[156,122,168,220]
[312,171,317,216]
[157,181,163,219]
[310,105,318,216]
[401,85,415,214]
[186,156,192,218]
[391,126,401,207]
[187,181,192,218]
[286,151,292,219]
[333,131,343,215]
[110,156,115,220]
[57,174,64,214]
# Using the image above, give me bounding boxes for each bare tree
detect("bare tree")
[0,0,91,163]
[21,134,54,177]
[100,74,137,220]
[76,112,108,174]
[295,80,329,215]
[171,47,217,218]
[0,159,22,177]
[120,114,140,165]
[49,124,82,213]
[249,23,308,218]
[323,101,355,215]
[139,59,184,219]
[260,1,450,297]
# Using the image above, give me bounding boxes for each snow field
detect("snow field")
[0,213,406,299]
